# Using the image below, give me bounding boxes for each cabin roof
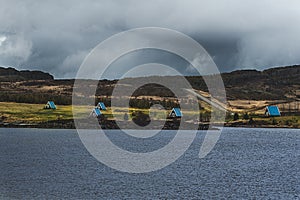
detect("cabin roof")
[171,108,182,117]
[93,108,102,116]
[97,102,107,110]
[47,101,56,109]
[266,105,280,116]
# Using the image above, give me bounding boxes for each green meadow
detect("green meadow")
[0,102,168,123]
[0,102,203,123]
[0,102,299,128]
[0,102,80,123]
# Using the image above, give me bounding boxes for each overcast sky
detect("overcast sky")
[0,0,300,78]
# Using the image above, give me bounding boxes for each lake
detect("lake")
[0,128,299,199]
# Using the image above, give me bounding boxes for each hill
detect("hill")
[0,67,53,81]
[0,65,299,105]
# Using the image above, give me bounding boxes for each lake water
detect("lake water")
[0,128,299,199]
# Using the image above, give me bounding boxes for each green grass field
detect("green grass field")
[0,102,204,123]
[227,114,300,128]
[253,115,300,128]
[0,102,82,123]
[0,102,299,128]
[0,102,173,123]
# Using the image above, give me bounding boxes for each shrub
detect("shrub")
[233,113,239,121]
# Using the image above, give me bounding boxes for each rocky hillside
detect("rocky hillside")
[0,67,54,81]
[0,65,299,104]
[220,65,300,100]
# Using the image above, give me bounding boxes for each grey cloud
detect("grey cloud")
[0,0,300,78]
[0,33,32,66]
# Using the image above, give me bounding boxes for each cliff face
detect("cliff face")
[0,67,54,81]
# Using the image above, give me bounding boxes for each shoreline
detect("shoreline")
[0,119,214,130]
[1,120,299,130]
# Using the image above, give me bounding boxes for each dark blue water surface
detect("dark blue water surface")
[0,128,299,199]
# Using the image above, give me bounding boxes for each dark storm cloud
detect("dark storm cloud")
[0,0,300,78]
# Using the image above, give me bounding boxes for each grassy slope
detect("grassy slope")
[0,102,203,123]
[0,102,299,128]
[253,115,300,128]
[0,102,165,123]
[0,102,81,123]
[226,114,300,128]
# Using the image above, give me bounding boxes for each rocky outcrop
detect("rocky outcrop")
[0,67,53,81]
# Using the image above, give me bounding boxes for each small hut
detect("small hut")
[169,108,182,118]
[97,102,107,110]
[90,108,102,117]
[265,106,281,117]
[44,101,56,109]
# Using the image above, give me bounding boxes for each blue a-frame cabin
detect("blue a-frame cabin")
[97,102,107,110]
[265,106,281,117]
[169,108,182,118]
[90,108,102,117]
[44,101,56,109]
